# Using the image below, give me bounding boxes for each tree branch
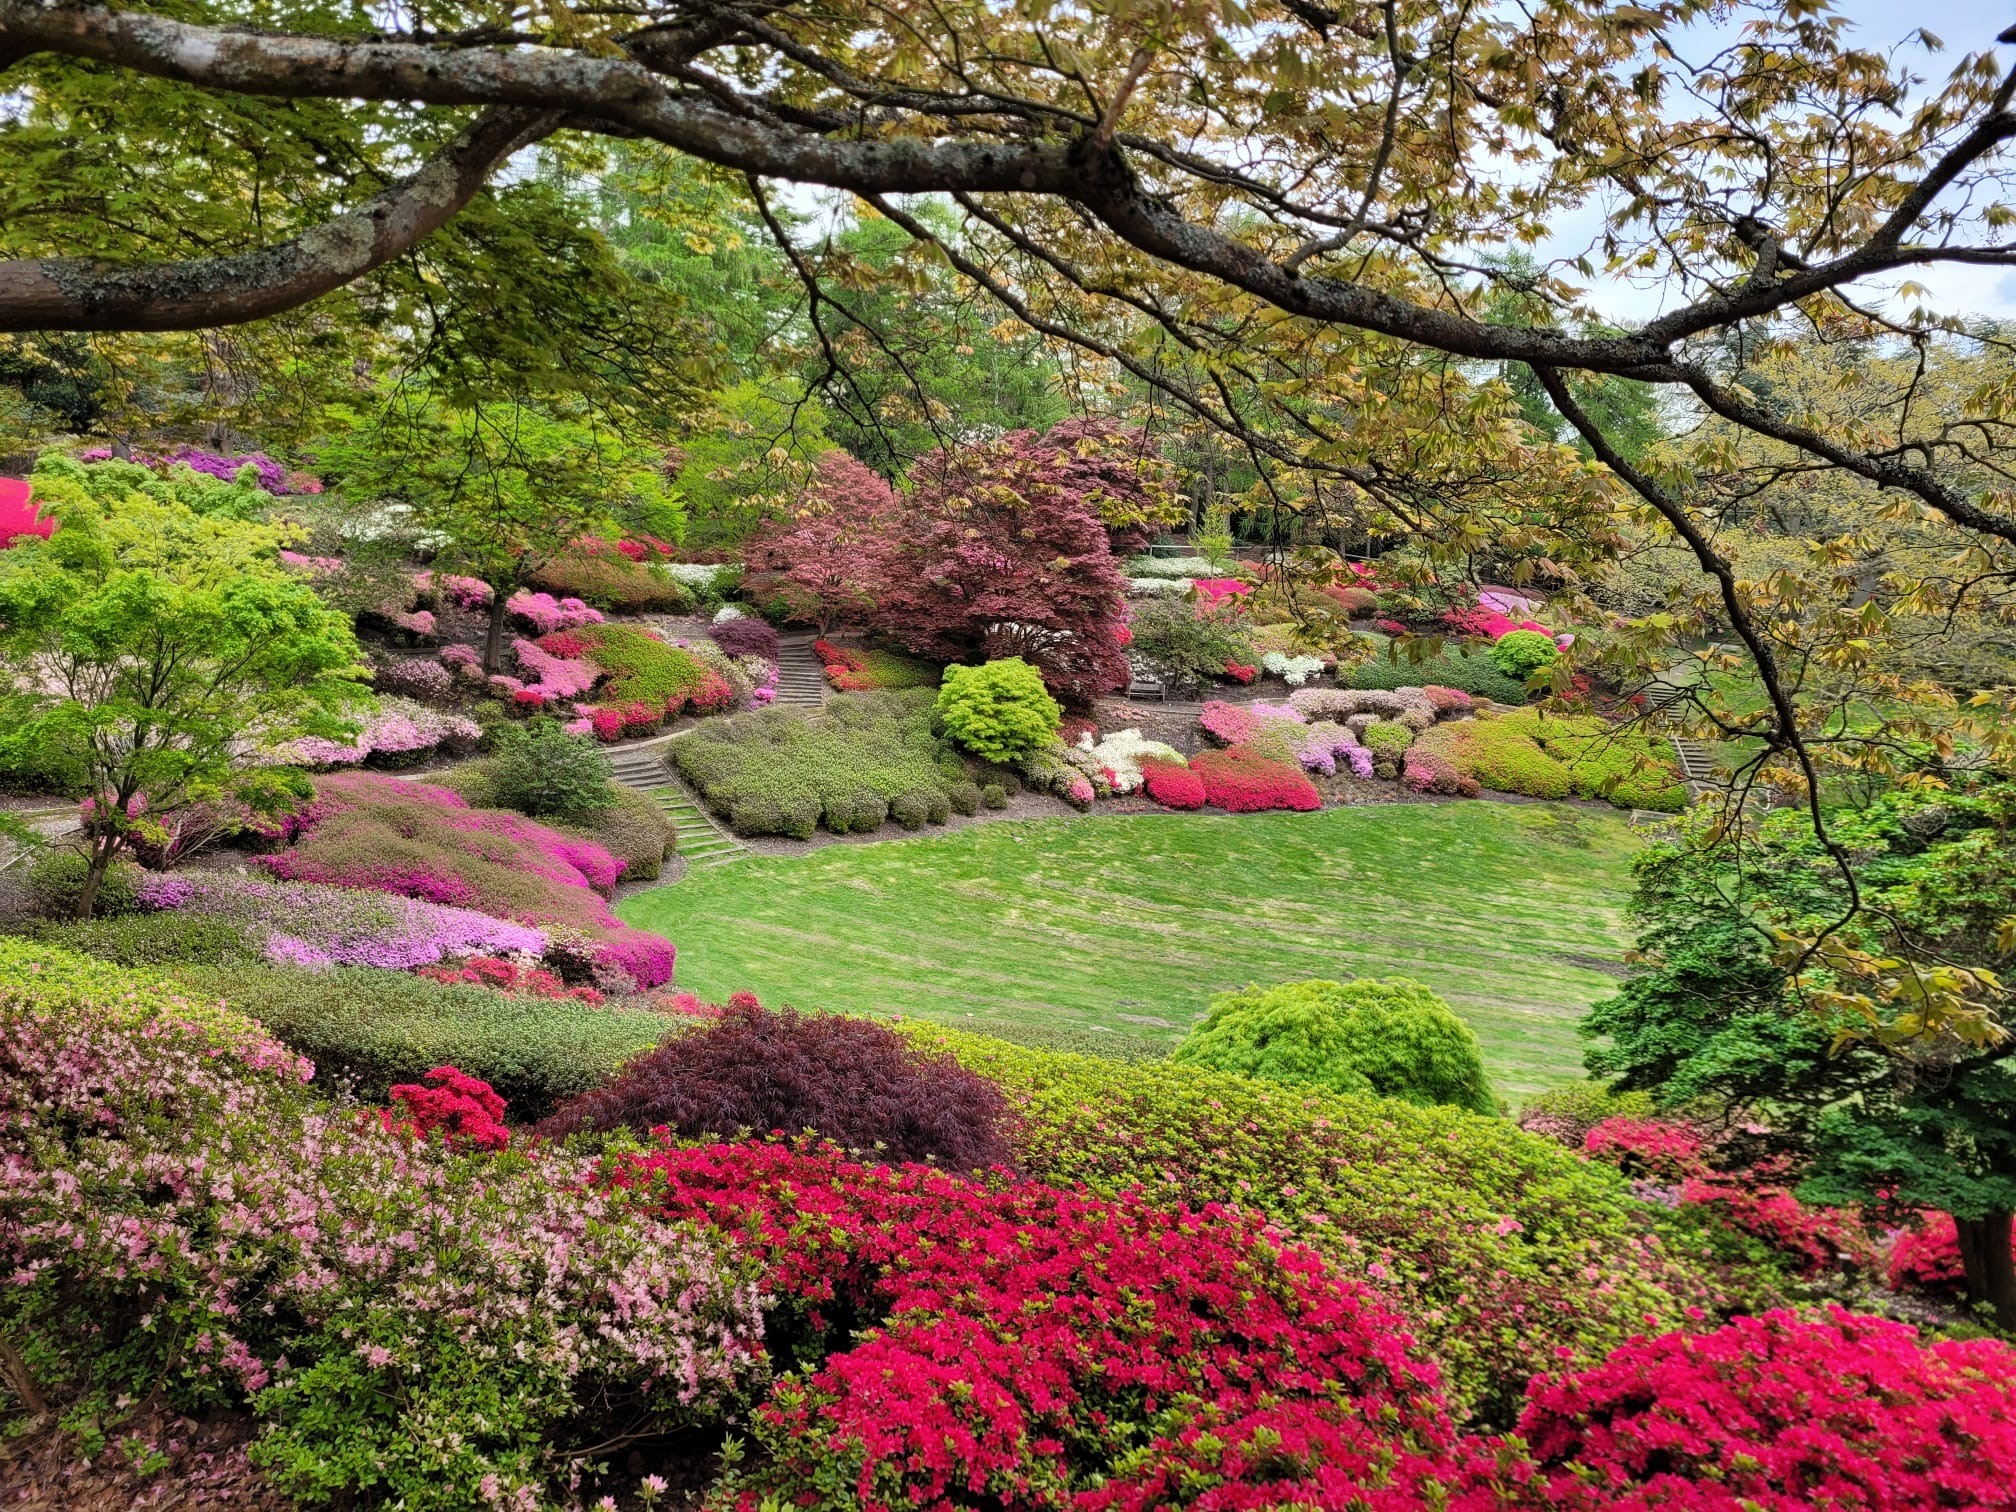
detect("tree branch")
[0,106,561,331]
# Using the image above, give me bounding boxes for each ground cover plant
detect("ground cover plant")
[813,637,942,691]
[671,690,967,838]
[1411,707,1687,811]
[169,961,669,1117]
[622,804,1642,1096]
[1348,644,1529,703]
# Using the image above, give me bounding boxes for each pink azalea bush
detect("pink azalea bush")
[414,571,494,612]
[274,696,480,769]
[512,636,602,700]
[506,590,603,634]
[136,871,547,969]
[0,956,767,1508]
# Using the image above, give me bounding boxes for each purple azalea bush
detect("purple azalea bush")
[137,872,547,969]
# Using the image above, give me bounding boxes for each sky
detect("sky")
[1554,0,2016,325]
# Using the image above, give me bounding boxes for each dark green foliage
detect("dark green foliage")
[946,781,982,817]
[566,786,679,883]
[486,722,618,823]
[1347,646,1527,703]
[25,850,139,919]
[23,912,261,968]
[1127,602,1255,690]
[981,783,1008,810]
[1173,976,1497,1115]
[172,964,667,1121]
[671,691,964,839]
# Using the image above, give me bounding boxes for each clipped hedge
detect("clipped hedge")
[898,1021,1719,1426]
[22,912,263,968]
[1348,646,1528,703]
[1411,707,1687,810]
[671,690,964,839]
[172,963,668,1120]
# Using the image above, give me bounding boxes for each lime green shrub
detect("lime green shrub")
[898,1021,1716,1424]
[1360,719,1414,774]
[1411,707,1686,810]
[1489,628,1559,680]
[935,658,1062,763]
[173,964,668,1119]
[1173,976,1496,1115]
[0,936,272,1054]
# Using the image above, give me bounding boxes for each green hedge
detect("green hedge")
[1412,708,1687,810]
[20,912,262,968]
[898,1021,1721,1425]
[671,690,965,839]
[1347,646,1528,703]
[0,937,272,1054]
[172,964,668,1120]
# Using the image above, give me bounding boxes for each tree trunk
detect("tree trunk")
[74,832,117,921]
[1962,1211,2016,1330]
[482,591,509,676]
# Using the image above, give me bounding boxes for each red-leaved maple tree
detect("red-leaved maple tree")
[743,451,896,635]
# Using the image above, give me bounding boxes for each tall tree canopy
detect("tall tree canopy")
[11,0,2016,1028]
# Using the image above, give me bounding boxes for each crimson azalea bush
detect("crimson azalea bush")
[1191,745,1322,812]
[1140,754,1206,808]
[381,1064,511,1149]
[538,996,1015,1170]
[604,1139,1457,1511]
[1476,1306,2016,1511]
[254,771,675,988]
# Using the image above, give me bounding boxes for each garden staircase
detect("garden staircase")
[772,633,829,709]
[603,739,750,871]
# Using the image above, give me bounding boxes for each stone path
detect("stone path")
[604,739,750,870]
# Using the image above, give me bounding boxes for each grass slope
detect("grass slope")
[621,803,1642,1098]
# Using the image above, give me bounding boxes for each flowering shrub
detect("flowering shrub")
[530,537,694,613]
[1298,720,1372,777]
[1424,684,1473,714]
[381,1065,512,1150]
[709,615,780,660]
[137,871,547,969]
[511,634,602,700]
[1408,708,1686,810]
[540,997,1016,1169]
[1262,650,1328,684]
[1126,574,1192,597]
[1125,554,1221,578]
[566,622,715,723]
[814,638,942,691]
[607,1140,1454,1510]
[1193,746,1323,811]
[505,589,603,634]
[1405,746,1482,796]
[589,706,624,741]
[1222,657,1257,682]
[1076,728,1184,793]
[1140,754,1207,808]
[415,570,494,611]
[254,772,673,988]
[899,1022,1716,1424]
[278,548,343,575]
[0,947,766,1508]
[1881,1212,2016,1297]
[1193,577,1253,607]
[376,656,454,703]
[416,954,603,1004]
[1496,1307,2016,1510]
[273,695,480,769]
[390,606,436,639]
[1198,698,1265,745]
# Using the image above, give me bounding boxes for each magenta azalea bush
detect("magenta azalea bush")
[136,871,547,970]
[506,590,603,634]
[273,696,480,769]
[254,772,673,988]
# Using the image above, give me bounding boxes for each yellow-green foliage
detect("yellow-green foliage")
[1412,707,1686,810]
[935,658,1061,763]
[898,1020,1717,1425]
[1173,976,1496,1115]
[0,936,274,1056]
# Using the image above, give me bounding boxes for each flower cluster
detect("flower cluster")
[416,571,494,611]
[381,1065,511,1150]
[1075,728,1184,794]
[506,589,604,634]
[511,635,602,701]
[278,548,343,575]
[1191,746,1323,812]
[1221,657,1257,682]
[1140,754,1207,808]
[137,870,548,969]
[1262,650,1328,685]
[659,561,732,587]
[390,607,436,639]
[1193,577,1253,607]
[605,1139,1453,1511]
[415,954,603,1004]
[1443,605,1555,640]
[274,696,480,769]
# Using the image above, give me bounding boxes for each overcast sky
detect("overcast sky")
[1555,0,2016,324]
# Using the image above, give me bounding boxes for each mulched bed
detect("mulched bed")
[1,1402,287,1512]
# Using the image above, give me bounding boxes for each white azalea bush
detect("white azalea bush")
[1076,728,1186,794]
[1261,651,1327,686]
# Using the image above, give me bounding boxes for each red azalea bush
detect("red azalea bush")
[1222,658,1258,683]
[1486,1306,2016,1511]
[415,954,605,1004]
[1583,1116,1707,1181]
[380,1065,510,1150]
[1885,1211,2016,1297]
[538,996,1016,1170]
[256,772,675,989]
[1423,684,1474,714]
[589,706,624,741]
[605,1140,1455,1511]
[1140,755,1207,809]
[1192,746,1322,812]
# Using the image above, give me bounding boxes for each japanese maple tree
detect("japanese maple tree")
[742,450,896,636]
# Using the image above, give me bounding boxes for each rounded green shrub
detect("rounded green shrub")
[890,789,932,829]
[25,849,141,920]
[935,658,1062,764]
[1489,629,1559,680]
[981,783,1008,810]
[1347,648,1527,704]
[947,781,982,817]
[1171,976,1496,1115]
[487,721,619,823]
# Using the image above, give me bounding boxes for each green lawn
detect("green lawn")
[621,803,1645,1100]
